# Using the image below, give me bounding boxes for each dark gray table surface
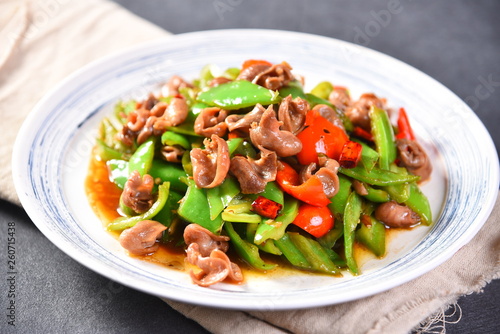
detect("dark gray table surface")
[1,1,499,333]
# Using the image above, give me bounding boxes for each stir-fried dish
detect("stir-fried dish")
[87,59,432,287]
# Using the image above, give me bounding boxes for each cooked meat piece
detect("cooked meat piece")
[121,97,188,145]
[249,106,302,157]
[396,138,432,182]
[121,171,155,213]
[237,64,271,82]
[153,97,189,130]
[352,180,369,196]
[328,87,351,112]
[183,224,229,257]
[194,107,228,138]
[253,62,294,90]
[190,134,230,188]
[278,95,308,134]
[345,93,385,131]
[119,220,166,255]
[300,158,340,198]
[375,201,420,228]
[186,243,243,287]
[230,146,278,194]
[137,93,158,111]
[225,104,266,134]
[162,75,193,97]
[160,145,184,163]
[312,104,345,131]
[208,77,232,87]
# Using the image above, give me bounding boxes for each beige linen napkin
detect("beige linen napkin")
[1,1,499,333]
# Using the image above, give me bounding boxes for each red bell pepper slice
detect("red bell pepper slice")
[339,140,362,168]
[395,108,416,141]
[296,110,348,165]
[292,203,334,238]
[241,59,273,70]
[251,196,283,219]
[276,162,331,207]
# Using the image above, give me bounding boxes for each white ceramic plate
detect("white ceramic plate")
[12,30,499,310]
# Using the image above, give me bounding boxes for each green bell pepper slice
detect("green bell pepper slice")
[275,233,311,269]
[177,178,224,233]
[224,222,276,271]
[253,197,299,244]
[148,159,188,192]
[362,184,391,203]
[356,215,386,257]
[382,164,411,203]
[339,165,420,186]
[328,174,352,219]
[351,138,379,172]
[287,232,341,275]
[404,182,432,225]
[128,137,156,176]
[161,131,190,150]
[206,176,240,220]
[344,191,362,275]
[369,106,396,170]
[310,81,333,100]
[108,182,170,231]
[278,80,307,99]
[106,159,129,189]
[197,80,281,110]
[154,190,183,229]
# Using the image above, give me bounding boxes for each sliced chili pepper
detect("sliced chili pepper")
[251,196,283,219]
[338,140,362,168]
[242,59,273,70]
[276,162,331,207]
[296,111,348,165]
[395,108,416,141]
[352,126,373,142]
[292,203,334,238]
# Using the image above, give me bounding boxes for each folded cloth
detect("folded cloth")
[1,1,498,333]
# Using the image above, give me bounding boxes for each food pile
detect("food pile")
[90,59,432,287]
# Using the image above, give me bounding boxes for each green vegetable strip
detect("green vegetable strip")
[177,178,223,233]
[95,139,124,161]
[382,164,410,203]
[287,232,341,275]
[128,137,156,176]
[106,159,129,189]
[154,190,183,228]
[248,181,284,206]
[369,106,396,170]
[148,160,188,192]
[197,80,281,110]
[206,176,240,220]
[108,182,170,231]
[161,131,190,149]
[310,81,333,100]
[254,197,299,244]
[355,216,386,257]
[224,222,276,270]
[278,80,307,99]
[328,174,352,219]
[344,192,362,275]
[351,138,379,172]
[339,165,420,186]
[317,220,344,249]
[275,233,311,269]
[405,182,432,225]
[362,184,390,203]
